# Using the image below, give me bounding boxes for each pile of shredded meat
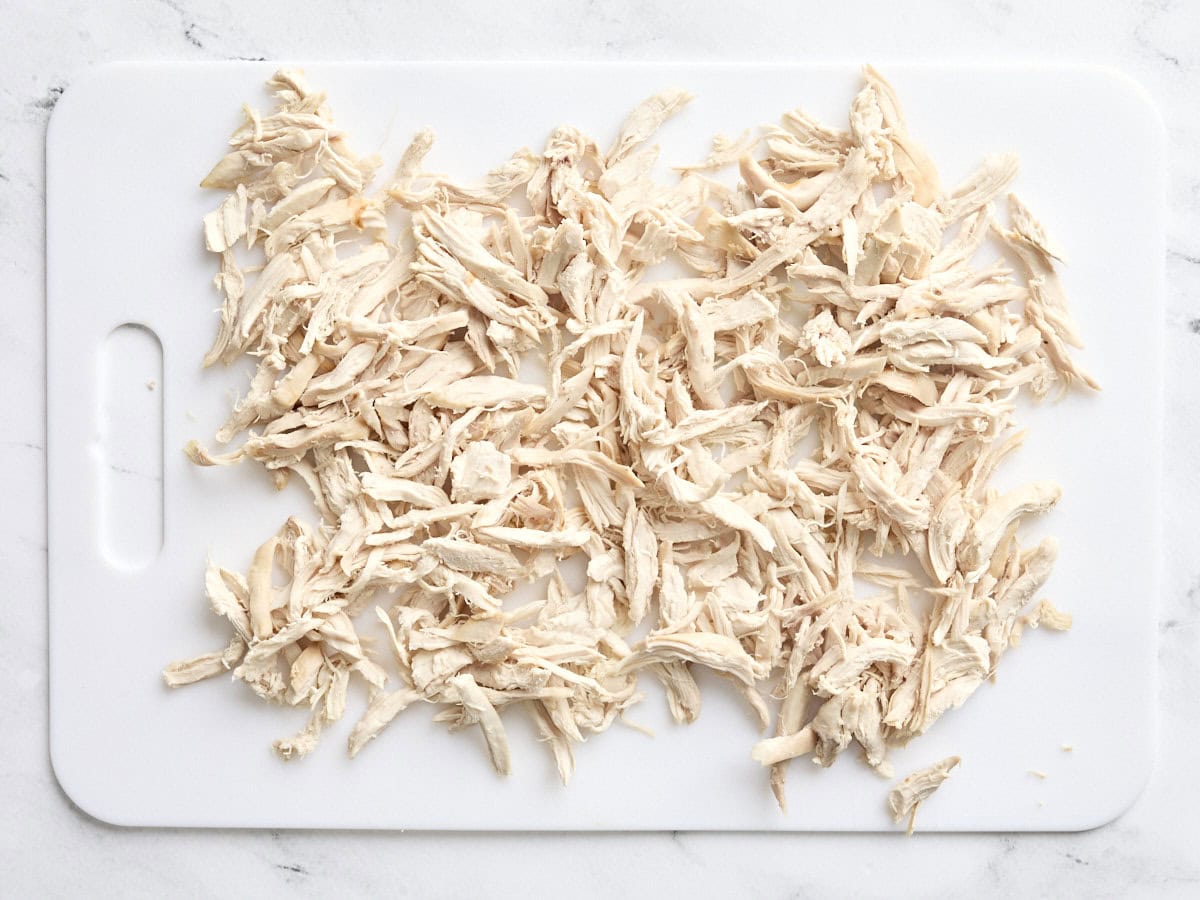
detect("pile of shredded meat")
[166,66,1091,815]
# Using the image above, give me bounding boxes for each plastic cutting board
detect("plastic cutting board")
[46,62,1163,830]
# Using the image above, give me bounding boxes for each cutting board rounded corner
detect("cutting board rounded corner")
[49,730,135,829]
[1069,764,1155,833]
[1078,63,1168,152]
[45,61,135,153]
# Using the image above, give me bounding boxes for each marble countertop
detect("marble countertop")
[5,0,1199,895]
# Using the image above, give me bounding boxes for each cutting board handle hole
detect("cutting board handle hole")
[98,323,163,570]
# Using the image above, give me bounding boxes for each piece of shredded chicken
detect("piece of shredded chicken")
[888,755,962,834]
[166,67,1091,816]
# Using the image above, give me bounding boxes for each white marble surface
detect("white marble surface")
[4,0,1199,895]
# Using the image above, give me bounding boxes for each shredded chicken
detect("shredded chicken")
[888,755,962,834]
[165,67,1090,815]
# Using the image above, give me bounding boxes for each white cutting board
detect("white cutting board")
[46,63,1163,831]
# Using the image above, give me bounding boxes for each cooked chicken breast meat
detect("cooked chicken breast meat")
[165,67,1090,818]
